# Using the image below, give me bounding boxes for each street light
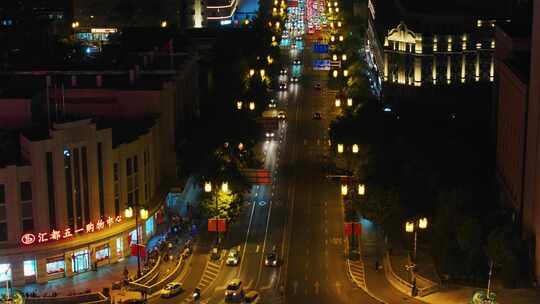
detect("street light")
[249,69,255,77]
[358,184,366,195]
[125,203,149,278]
[332,54,338,61]
[260,69,266,79]
[337,21,343,28]
[335,7,340,13]
[342,54,347,61]
[236,101,243,110]
[334,1,339,7]
[160,20,167,28]
[71,21,79,28]
[332,70,339,78]
[341,184,348,195]
[405,217,429,296]
[347,97,353,107]
[343,69,349,77]
[335,98,341,107]
[337,143,344,153]
[352,143,359,154]
[249,101,255,111]
[205,181,229,247]
[339,35,344,42]
[330,35,336,42]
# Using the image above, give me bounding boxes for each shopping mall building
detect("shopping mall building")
[0,53,199,286]
[365,0,517,103]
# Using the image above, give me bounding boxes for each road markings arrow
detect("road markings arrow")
[314,281,320,294]
[293,281,298,295]
[335,281,342,294]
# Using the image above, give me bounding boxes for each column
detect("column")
[109,238,119,263]
[36,258,48,284]
[414,57,422,86]
[64,251,74,277]
[10,258,25,287]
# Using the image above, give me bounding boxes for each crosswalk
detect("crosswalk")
[197,259,223,290]
[348,259,367,290]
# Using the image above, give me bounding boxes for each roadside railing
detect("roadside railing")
[25,292,107,304]
[130,255,161,285]
[383,252,440,297]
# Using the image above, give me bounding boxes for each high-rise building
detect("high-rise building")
[495,0,540,282]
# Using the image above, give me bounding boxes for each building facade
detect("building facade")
[495,0,540,282]
[365,0,514,103]
[0,53,199,286]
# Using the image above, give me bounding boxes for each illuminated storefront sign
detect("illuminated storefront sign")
[21,216,123,245]
[90,28,117,34]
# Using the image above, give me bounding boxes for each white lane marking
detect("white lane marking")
[335,281,342,294]
[256,245,260,253]
[314,281,320,294]
[238,200,257,276]
[255,194,274,288]
[293,281,298,294]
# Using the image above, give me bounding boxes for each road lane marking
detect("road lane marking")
[238,199,257,276]
[293,281,298,294]
[256,245,260,253]
[255,193,274,288]
[335,281,342,294]
[314,281,320,294]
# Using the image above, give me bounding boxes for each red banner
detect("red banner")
[208,218,227,232]
[130,244,146,259]
[344,222,361,236]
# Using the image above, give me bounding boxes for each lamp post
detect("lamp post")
[405,217,428,296]
[125,204,148,278]
[204,181,229,248]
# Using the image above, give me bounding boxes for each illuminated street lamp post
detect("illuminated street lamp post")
[405,217,428,296]
[204,181,229,247]
[125,204,149,278]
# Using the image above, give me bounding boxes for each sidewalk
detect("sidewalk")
[360,218,540,304]
[360,219,426,304]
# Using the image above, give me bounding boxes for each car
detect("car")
[268,100,277,108]
[160,282,183,298]
[264,252,279,266]
[314,83,321,90]
[265,131,275,138]
[293,59,301,65]
[313,112,322,120]
[280,68,288,75]
[244,290,261,303]
[225,279,244,301]
[226,249,240,266]
[279,82,287,90]
[277,111,287,120]
[291,76,299,83]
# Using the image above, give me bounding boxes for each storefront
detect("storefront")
[72,248,90,273]
[0,263,11,282]
[95,244,110,266]
[46,256,65,279]
[23,260,36,283]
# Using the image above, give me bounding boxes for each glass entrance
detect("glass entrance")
[72,249,89,273]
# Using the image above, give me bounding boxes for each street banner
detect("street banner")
[130,244,146,259]
[208,218,227,232]
[344,222,362,236]
[313,59,331,70]
[312,43,329,53]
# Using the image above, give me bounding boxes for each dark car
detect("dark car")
[264,253,279,267]
[314,83,321,90]
[279,82,287,90]
[291,76,299,83]
[313,112,322,120]
[293,59,301,65]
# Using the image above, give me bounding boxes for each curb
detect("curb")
[346,259,388,304]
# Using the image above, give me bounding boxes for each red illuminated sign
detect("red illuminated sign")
[20,216,123,245]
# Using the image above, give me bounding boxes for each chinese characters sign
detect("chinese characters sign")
[21,216,123,245]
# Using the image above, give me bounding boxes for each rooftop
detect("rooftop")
[398,0,512,18]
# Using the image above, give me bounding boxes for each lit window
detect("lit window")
[24,260,36,277]
[0,264,12,282]
[46,259,65,275]
[96,246,110,261]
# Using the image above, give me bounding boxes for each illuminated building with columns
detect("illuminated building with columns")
[365,0,516,102]
[0,53,199,286]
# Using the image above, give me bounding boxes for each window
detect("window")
[113,163,119,181]
[126,158,132,176]
[24,260,36,277]
[134,156,138,173]
[22,218,34,232]
[82,147,90,223]
[97,143,105,217]
[0,223,7,241]
[20,181,32,201]
[46,152,56,228]
[116,237,124,256]
[46,258,65,275]
[95,245,110,261]
[145,216,154,237]
[0,264,12,282]
[0,184,4,204]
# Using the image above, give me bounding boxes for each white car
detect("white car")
[161,282,183,298]
[226,249,240,266]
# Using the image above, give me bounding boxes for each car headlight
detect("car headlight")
[273,260,277,265]
[233,292,237,296]
[266,132,270,137]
